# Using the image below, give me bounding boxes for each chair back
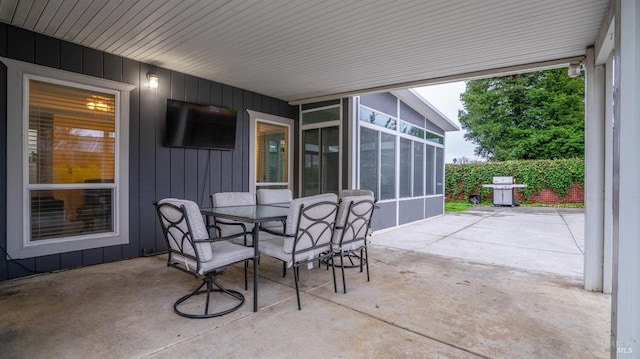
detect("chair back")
[210,192,256,237]
[333,194,376,248]
[256,189,292,205]
[155,198,213,275]
[339,189,374,199]
[211,192,255,207]
[281,193,338,259]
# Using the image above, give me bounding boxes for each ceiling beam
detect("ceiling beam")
[289,56,586,105]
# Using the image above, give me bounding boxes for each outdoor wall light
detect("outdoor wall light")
[567,63,582,78]
[147,73,159,88]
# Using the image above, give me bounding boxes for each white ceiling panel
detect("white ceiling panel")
[0,0,610,103]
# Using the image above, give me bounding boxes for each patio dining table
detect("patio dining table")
[200,204,289,312]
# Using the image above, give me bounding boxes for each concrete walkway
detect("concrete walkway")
[372,206,585,278]
[0,207,610,358]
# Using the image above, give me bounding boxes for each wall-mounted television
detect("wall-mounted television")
[165,99,237,150]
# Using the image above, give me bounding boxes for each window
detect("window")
[435,147,445,194]
[399,138,412,198]
[256,121,289,184]
[3,57,134,259]
[357,100,445,202]
[425,145,435,195]
[248,110,294,193]
[413,142,424,196]
[28,80,116,240]
[426,131,444,144]
[359,127,379,199]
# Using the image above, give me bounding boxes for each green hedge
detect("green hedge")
[445,158,585,202]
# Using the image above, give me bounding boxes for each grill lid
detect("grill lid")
[492,176,514,184]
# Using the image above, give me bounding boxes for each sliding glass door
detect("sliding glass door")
[302,126,340,196]
[300,105,341,197]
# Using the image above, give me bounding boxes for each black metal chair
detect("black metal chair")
[259,193,339,310]
[331,193,376,293]
[154,198,255,318]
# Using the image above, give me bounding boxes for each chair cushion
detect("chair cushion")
[260,233,330,268]
[173,240,254,275]
[339,189,374,199]
[211,192,256,237]
[211,192,256,206]
[285,193,338,237]
[332,194,375,247]
[256,189,292,205]
[158,198,213,263]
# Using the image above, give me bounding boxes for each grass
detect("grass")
[444,200,474,212]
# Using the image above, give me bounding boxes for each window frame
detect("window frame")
[2,57,135,259]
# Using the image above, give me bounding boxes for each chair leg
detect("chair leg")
[330,254,337,293]
[293,265,302,310]
[174,274,245,319]
[364,246,370,282]
[244,260,248,290]
[282,261,287,277]
[340,252,347,294]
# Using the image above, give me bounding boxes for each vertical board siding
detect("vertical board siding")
[34,33,60,68]
[0,23,6,56]
[6,26,34,63]
[60,41,82,73]
[0,24,297,280]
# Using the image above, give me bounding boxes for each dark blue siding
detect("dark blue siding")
[0,24,298,281]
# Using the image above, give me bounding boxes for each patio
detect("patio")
[0,208,610,358]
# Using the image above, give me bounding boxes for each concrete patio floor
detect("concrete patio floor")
[372,206,585,278]
[0,207,610,358]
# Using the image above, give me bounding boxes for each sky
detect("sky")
[414,82,483,163]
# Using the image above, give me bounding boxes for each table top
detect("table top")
[200,204,288,223]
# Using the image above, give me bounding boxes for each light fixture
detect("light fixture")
[567,62,582,78]
[147,73,159,88]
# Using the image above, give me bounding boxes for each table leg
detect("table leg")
[252,224,259,312]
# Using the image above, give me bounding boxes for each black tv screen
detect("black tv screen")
[165,99,237,150]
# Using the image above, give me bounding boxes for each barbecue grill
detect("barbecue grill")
[482,176,527,206]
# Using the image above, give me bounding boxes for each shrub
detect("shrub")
[445,158,584,203]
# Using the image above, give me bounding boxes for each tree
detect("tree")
[458,68,584,161]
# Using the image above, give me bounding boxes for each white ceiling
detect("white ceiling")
[0,0,610,103]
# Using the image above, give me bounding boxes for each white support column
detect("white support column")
[603,52,614,295]
[611,0,640,356]
[583,47,605,292]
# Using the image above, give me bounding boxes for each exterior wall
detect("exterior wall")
[0,24,297,281]
[360,92,397,117]
[371,201,397,231]
[425,196,444,218]
[399,198,425,225]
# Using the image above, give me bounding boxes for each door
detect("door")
[302,126,340,196]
